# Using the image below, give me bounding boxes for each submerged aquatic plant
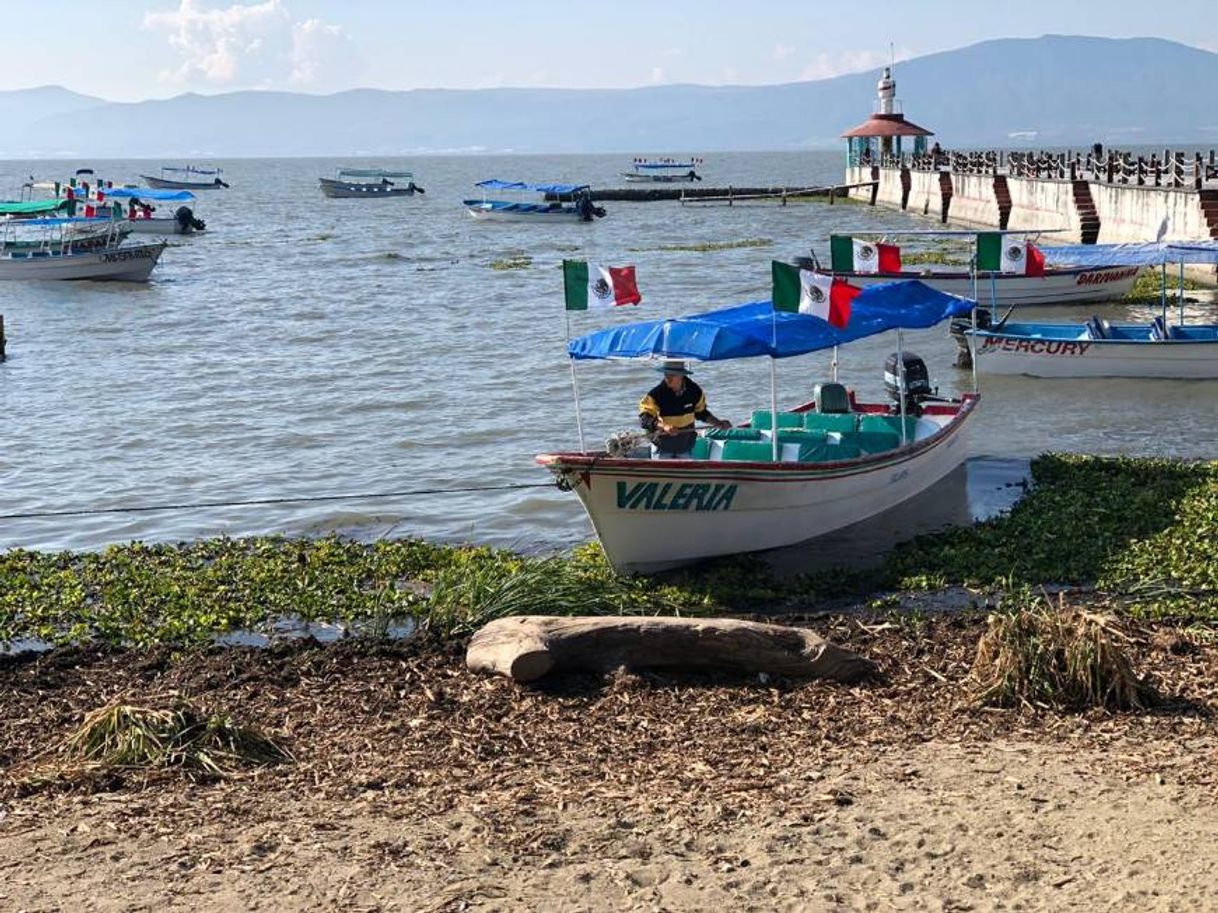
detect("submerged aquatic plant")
[628,238,773,253]
[489,254,532,270]
[66,702,292,774]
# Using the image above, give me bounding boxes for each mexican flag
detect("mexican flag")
[563,260,642,310]
[977,233,1045,274]
[829,236,902,274]
[771,261,861,328]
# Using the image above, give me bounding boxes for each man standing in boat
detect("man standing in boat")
[639,360,731,459]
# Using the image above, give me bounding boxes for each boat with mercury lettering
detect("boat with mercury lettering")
[537,278,977,573]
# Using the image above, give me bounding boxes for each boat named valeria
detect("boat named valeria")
[319,169,424,199]
[807,232,1141,306]
[464,180,605,222]
[139,166,229,190]
[538,279,977,573]
[620,157,704,183]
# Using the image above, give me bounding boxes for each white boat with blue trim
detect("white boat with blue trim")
[139,166,229,190]
[621,158,704,183]
[538,279,977,573]
[463,180,605,222]
[0,216,165,280]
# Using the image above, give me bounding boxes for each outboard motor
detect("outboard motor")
[949,307,992,368]
[174,206,206,232]
[884,351,933,416]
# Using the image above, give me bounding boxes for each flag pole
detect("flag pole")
[1160,262,1168,327]
[770,309,779,461]
[564,308,586,453]
[897,329,908,446]
[1179,258,1186,325]
[831,345,839,382]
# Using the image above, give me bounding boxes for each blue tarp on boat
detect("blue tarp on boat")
[1043,241,1218,267]
[569,280,974,362]
[475,179,589,194]
[103,188,196,202]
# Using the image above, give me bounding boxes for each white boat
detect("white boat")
[805,264,1140,306]
[621,158,704,183]
[319,169,423,199]
[100,187,206,234]
[960,316,1218,378]
[537,279,977,573]
[463,180,605,222]
[0,218,165,280]
[139,166,229,190]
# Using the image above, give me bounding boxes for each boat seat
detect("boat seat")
[857,414,919,441]
[796,441,862,463]
[776,429,829,445]
[690,437,711,460]
[813,382,852,414]
[802,412,858,434]
[840,431,903,454]
[1085,315,1111,340]
[705,427,762,441]
[721,440,776,462]
[750,410,804,431]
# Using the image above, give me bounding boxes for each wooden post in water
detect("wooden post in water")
[728,185,733,207]
[0,315,6,362]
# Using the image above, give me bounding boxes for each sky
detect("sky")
[4,0,1217,101]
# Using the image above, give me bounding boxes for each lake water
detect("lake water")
[1,151,1216,555]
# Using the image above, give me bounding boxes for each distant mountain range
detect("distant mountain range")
[2,35,1216,157]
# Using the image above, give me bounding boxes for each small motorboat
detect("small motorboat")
[464,180,605,222]
[620,157,704,183]
[139,166,229,190]
[319,169,424,198]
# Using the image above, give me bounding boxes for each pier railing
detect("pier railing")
[875,148,1218,189]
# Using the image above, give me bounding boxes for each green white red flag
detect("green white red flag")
[771,261,861,328]
[563,260,642,310]
[829,235,902,274]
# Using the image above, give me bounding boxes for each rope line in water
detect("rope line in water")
[0,482,556,522]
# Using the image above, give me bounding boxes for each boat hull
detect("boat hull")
[967,327,1218,378]
[819,266,1141,306]
[539,398,977,573]
[464,202,585,222]
[140,175,224,190]
[621,172,700,183]
[0,242,166,281]
[319,178,416,199]
[122,218,201,235]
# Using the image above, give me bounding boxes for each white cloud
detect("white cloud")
[143,0,356,90]
[798,48,914,82]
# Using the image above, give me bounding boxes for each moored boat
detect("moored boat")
[538,279,977,573]
[139,166,229,190]
[0,217,165,280]
[319,169,424,198]
[101,187,206,234]
[464,180,605,222]
[620,157,704,183]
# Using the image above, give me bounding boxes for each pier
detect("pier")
[580,181,876,204]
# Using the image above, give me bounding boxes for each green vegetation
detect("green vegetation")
[66,702,291,774]
[489,254,532,270]
[627,238,773,253]
[1124,269,1206,303]
[2,454,1216,651]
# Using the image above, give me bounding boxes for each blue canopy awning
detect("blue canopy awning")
[475,179,589,194]
[103,187,196,202]
[569,280,974,362]
[1044,241,1218,267]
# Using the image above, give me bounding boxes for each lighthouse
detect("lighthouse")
[841,66,934,166]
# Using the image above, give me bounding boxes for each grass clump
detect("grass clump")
[489,254,532,270]
[972,595,1153,710]
[628,238,772,253]
[1124,269,1206,303]
[66,702,292,774]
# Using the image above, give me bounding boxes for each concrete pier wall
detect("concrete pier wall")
[846,165,1216,244]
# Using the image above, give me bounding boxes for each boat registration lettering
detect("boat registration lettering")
[1076,267,1138,286]
[100,248,155,263]
[616,481,738,511]
[980,337,1093,356]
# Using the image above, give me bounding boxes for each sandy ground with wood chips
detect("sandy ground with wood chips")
[2,615,1217,912]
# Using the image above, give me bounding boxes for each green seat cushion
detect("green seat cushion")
[857,414,918,440]
[751,410,805,431]
[776,429,828,445]
[705,427,763,441]
[796,441,862,462]
[690,437,711,460]
[721,440,776,462]
[840,431,902,454]
[802,412,858,434]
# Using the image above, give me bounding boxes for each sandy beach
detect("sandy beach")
[3,614,1217,912]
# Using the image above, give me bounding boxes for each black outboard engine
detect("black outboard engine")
[174,205,206,232]
[948,308,993,369]
[884,351,933,416]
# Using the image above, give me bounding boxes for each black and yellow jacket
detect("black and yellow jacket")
[639,378,709,453]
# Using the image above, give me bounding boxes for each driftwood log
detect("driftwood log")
[465,615,874,684]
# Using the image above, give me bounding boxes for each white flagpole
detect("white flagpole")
[1160,262,1168,327]
[565,309,586,453]
[770,309,779,461]
[1179,259,1187,325]
[831,345,839,382]
[897,329,908,446]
